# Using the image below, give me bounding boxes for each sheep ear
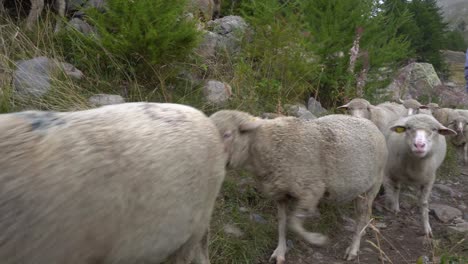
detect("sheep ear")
[390,125,406,133]
[398,98,404,104]
[419,105,429,109]
[438,127,457,136]
[337,103,349,110]
[239,119,262,132]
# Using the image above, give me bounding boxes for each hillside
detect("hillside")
[437,0,468,42]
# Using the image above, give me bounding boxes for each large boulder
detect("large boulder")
[382,62,442,101]
[197,16,248,60]
[13,57,83,98]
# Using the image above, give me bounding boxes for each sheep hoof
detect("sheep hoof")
[343,246,358,261]
[269,251,285,264]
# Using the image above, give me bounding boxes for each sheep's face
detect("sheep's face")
[448,116,468,135]
[426,103,440,115]
[390,114,456,158]
[337,98,371,120]
[402,99,428,116]
[210,110,263,169]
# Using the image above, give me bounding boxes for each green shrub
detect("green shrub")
[85,0,202,72]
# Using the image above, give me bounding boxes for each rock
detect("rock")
[448,221,468,233]
[197,16,248,59]
[307,97,327,116]
[239,207,249,213]
[260,112,284,119]
[88,94,125,107]
[287,240,294,249]
[432,184,461,198]
[223,224,244,238]
[13,57,83,98]
[430,203,462,223]
[375,222,387,229]
[284,103,316,120]
[68,18,98,36]
[202,80,232,106]
[250,213,267,224]
[379,62,442,101]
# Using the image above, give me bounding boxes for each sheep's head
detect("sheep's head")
[337,98,372,119]
[210,110,263,169]
[425,103,440,115]
[400,98,428,116]
[390,114,456,158]
[448,114,468,135]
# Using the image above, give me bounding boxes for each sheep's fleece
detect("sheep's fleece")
[210,110,388,262]
[0,102,226,264]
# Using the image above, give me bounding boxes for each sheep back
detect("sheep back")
[0,102,226,263]
[249,114,388,204]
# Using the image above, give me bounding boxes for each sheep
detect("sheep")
[338,98,406,133]
[383,114,456,237]
[425,103,458,127]
[398,98,431,116]
[0,102,226,264]
[210,110,388,263]
[446,112,468,164]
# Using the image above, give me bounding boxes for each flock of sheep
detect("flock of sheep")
[1,96,466,264]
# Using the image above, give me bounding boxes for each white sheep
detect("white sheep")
[383,114,456,237]
[0,102,226,264]
[399,98,431,116]
[338,98,407,133]
[210,110,388,263]
[426,103,458,127]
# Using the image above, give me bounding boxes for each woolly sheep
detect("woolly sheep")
[399,98,431,116]
[426,103,458,127]
[338,98,407,133]
[210,110,388,263]
[384,114,456,237]
[0,102,226,264]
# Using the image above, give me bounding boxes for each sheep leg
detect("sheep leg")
[464,143,468,165]
[26,0,45,30]
[383,177,400,213]
[288,190,328,246]
[344,182,380,261]
[53,0,66,33]
[269,201,287,264]
[419,181,434,238]
[193,231,210,264]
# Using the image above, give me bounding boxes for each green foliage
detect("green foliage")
[444,30,468,52]
[224,0,320,113]
[298,0,411,106]
[85,0,202,71]
[382,0,451,73]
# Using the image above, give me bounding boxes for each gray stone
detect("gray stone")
[197,16,248,59]
[239,207,249,213]
[379,62,442,101]
[260,112,283,119]
[284,103,316,120]
[13,57,83,98]
[430,203,462,223]
[307,97,327,116]
[223,224,244,238]
[88,94,125,107]
[448,221,468,233]
[68,18,98,36]
[202,80,232,106]
[250,213,267,224]
[433,184,461,198]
